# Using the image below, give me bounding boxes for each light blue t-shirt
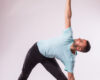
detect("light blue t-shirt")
[37,27,77,73]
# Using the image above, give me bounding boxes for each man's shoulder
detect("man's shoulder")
[63,27,73,34]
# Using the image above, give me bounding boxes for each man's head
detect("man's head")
[73,38,91,52]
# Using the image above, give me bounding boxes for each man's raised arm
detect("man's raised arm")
[65,0,72,29]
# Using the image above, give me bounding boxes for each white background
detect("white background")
[0,0,100,80]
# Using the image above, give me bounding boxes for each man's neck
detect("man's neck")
[70,43,76,54]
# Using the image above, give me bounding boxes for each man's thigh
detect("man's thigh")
[40,58,68,80]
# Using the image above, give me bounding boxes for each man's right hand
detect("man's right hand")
[68,72,75,80]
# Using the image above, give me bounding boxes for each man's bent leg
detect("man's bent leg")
[40,58,68,80]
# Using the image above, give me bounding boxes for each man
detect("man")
[18,0,91,80]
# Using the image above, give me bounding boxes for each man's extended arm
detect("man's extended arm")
[65,1,75,80]
[65,0,72,29]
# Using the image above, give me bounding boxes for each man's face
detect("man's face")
[74,38,87,51]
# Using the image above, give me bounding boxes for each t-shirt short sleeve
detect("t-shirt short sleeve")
[62,27,73,40]
[64,59,75,73]
[62,27,73,42]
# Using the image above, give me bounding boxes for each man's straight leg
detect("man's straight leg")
[18,43,39,80]
[40,58,68,80]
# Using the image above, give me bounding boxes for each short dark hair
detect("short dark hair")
[83,40,91,52]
